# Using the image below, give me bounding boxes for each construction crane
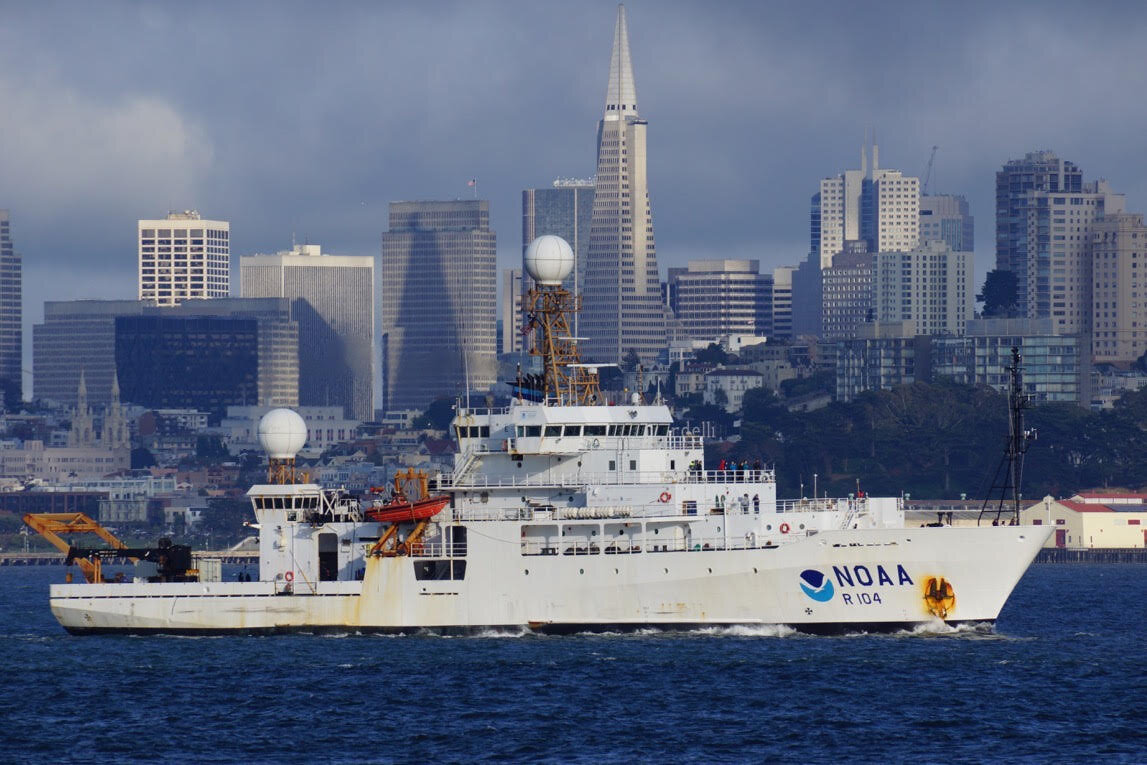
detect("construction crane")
[923,145,939,195]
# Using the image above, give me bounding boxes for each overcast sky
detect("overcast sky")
[4,0,1147,382]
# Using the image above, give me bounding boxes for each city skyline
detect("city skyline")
[4,2,1147,393]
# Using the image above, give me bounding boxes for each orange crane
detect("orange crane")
[23,512,133,584]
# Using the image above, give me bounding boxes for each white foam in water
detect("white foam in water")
[897,619,998,638]
[693,623,796,638]
[475,627,529,639]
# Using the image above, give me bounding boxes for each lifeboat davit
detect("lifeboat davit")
[364,495,450,524]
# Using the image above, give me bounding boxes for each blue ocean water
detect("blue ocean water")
[1,564,1144,764]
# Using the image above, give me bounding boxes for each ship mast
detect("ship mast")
[978,347,1036,526]
[522,236,606,405]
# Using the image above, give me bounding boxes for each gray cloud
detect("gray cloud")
[4,0,1147,388]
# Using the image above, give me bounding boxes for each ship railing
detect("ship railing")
[440,468,776,490]
[519,534,784,557]
[408,541,468,558]
[775,497,864,516]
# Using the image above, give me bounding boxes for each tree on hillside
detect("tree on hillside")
[413,398,456,431]
[695,343,730,365]
[977,270,1019,317]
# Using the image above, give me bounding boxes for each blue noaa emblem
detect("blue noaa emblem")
[799,569,835,602]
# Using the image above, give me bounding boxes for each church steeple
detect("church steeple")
[69,371,95,448]
[101,370,130,450]
[604,4,637,119]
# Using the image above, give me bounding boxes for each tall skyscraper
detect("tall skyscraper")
[522,179,595,296]
[138,211,230,306]
[0,210,22,406]
[666,260,772,344]
[1091,212,1147,364]
[995,151,1083,316]
[583,5,666,365]
[380,200,497,412]
[875,241,974,337]
[240,244,374,420]
[812,144,920,269]
[919,194,974,252]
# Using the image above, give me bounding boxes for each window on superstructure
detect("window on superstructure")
[585,425,607,436]
[544,426,561,437]
[564,425,582,437]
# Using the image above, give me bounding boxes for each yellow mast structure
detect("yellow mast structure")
[524,283,604,405]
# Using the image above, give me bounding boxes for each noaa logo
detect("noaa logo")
[799,569,835,602]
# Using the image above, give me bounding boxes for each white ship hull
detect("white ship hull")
[49,525,1049,634]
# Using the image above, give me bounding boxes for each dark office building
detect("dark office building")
[116,315,259,419]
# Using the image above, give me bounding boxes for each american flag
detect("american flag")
[467,179,476,187]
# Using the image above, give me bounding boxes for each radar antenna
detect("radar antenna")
[524,284,604,404]
[521,236,605,405]
[978,347,1036,526]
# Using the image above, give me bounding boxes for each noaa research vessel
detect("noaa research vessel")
[36,236,1049,635]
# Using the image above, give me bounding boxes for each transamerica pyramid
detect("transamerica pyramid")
[582,4,666,366]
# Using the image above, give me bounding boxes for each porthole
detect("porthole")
[524,569,529,575]
[614,568,619,574]
[766,525,772,531]
[753,567,758,574]
[707,568,712,574]
[663,568,669,574]
[579,568,584,575]
[799,524,806,530]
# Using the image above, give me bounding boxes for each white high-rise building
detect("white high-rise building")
[138,211,229,306]
[875,241,974,337]
[240,244,374,420]
[1091,212,1147,364]
[811,145,920,269]
[1025,180,1124,335]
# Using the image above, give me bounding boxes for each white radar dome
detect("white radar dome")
[524,235,574,285]
[257,408,308,459]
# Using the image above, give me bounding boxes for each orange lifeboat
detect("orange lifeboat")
[365,495,450,524]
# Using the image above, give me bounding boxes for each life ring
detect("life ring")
[659,491,672,503]
[779,522,791,534]
[284,571,294,582]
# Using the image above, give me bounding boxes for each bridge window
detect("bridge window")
[544,426,562,437]
[564,425,583,436]
[585,425,607,436]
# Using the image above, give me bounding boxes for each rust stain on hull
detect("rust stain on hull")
[923,576,955,619]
